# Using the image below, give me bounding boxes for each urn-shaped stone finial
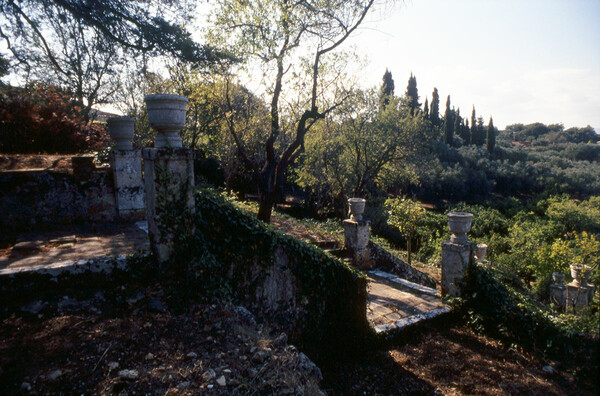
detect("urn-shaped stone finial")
[107,116,135,150]
[348,198,366,221]
[447,212,473,244]
[475,243,488,262]
[144,94,188,148]
[570,263,590,286]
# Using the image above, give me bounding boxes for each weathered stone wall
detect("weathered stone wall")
[0,169,118,231]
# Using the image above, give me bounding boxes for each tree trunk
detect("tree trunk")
[257,195,274,223]
[255,162,282,224]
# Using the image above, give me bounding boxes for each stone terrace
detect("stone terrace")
[366,270,450,334]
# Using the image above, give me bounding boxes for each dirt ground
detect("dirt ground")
[322,324,597,395]
[0,283,324,395]
[3,287,593,396]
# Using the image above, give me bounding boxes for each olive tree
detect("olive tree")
[207,0,388,223]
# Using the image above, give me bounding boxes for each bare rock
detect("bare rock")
[252,350,269,363]
[273,332,288,349]
[297,352,322,381]
[48,369,62,381]
[118,369,139,380]
[216,375,226,387]
[177,381,191,390]
[21,301,46,315]
[234,306,256,325]
[542,365,554,375]
[201,369,216,382]
[148,298,167,313]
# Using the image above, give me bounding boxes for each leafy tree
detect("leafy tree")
[4,5,125,121]
[405,72,420,114]
[0,83,107,153]
[0,0,225,66]
[208,0,385,223]
[379,68,395,110]
[298,89,432,212]
[443,95,453,145]
[0,53,9,79]
[430,87,440,127]
[487,116,496,153]
[385,197,425,264]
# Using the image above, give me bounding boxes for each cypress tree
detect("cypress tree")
[464,119,471,145]
[430,88,440,127]
[405,73,420,113]
[423,97,429,119]
[443,95,453,145]
[454,108,461,143]
[470,106,477,145]
[476,116,485,146]
[380,68,395,110]
[487,116,496,153]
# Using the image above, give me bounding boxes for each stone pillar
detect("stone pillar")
[107,116,145,219]
[441,241,475,297]
[109,150,145,219]
[548,272,566,310]
[142,94,194,264]
[143,148,195,263]
[441,212,475,297]
[343,219,371,269]
[343,198,371,269]
[549,283,566,310]
[566,282,595,312]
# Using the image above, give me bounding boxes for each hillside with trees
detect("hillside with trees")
[0,0,598,394]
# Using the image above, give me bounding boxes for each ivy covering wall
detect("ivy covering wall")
[173,189,373,361]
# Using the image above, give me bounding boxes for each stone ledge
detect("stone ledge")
[367,270,440,297]
[0,255,135,280]
[374,306,452,334]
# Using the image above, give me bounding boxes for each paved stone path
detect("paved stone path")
[366,270,450,334]
[0,222,148,270]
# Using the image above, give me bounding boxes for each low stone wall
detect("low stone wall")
[192,190,372,361]
[0,254,152,309]
[0,168,118,231]
[367,241,437,288]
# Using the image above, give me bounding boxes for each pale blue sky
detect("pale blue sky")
[348,0,600,130]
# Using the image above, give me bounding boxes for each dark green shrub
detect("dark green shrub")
[459,265,599,363]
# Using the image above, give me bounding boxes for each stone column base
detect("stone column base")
[548,283,566,310]
[566,282,595,312]
[441,241,475,297]
[110,149,145,219]
[143,148,195,263]
[343,219,372,269]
